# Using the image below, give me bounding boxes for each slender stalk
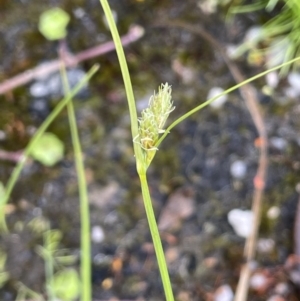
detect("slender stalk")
[44,228,55,301]
[60,61,91,301]
[0,65,99,232]
[139,174,174,301]
[99,0,144,172]
[156,55,300,148]
[99,1,174,300]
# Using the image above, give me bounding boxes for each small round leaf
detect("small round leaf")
[39,8,70,40]
[30,133,64,166]
[51,269,80,301]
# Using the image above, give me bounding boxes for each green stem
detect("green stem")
[60,63,91,301]
[156,55,300,148]
[67,98,91,301]
[99,1,174,300]
[44,228,55,301]
[0,65,99,232]
[139,173,174,301]
[99,0,144,172]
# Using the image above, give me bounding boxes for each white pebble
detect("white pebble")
[266,71,279,88]
[274,282,289,296]
[288,73,300,95]
[91,225,105,243]
[270,137,287,150]
[284,86,300,99]
[257,238,275,253]
[30,82,49,98]
[213,284,234,301]
[208,87,228,109]
[267,206,280,219]
[230,160,247,179]
[250,273,268,290]
[228,209,253,238]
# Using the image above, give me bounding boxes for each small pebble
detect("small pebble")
[284,86,299,99]
[230,160,247,179]
[73,7,85,19]
[30,66,89,99]
[288,73,300,96]
[274,282,289,296]
[30,82,49,98]
[257,238,275,253]
[250,272,268,290]
[207,87,228,109]
[213,284,234,301]
[266,71,279,88]
[228,209,253,238]
[267,206,280,219]
[165,247,179,264]
[270,137,287,151]
[91,225,105,243]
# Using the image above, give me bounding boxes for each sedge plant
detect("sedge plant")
[1,2,300,300]
[230,0,300,75]
[99,0,300,300]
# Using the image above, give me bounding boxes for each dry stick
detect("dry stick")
[0,149,23,162]
[0,25,144,164]
[0,25,144,95]
[156,20,268,301]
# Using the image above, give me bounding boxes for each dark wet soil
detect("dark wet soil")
[1,1,300,300]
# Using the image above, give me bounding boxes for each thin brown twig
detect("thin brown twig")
[0,25,144,164]
[0,149,23,162]
[0,25,144,95]
[155,20,268,301]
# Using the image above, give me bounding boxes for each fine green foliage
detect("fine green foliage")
[230,0,300,74]
[0,65,99,232]
[39,8,70,40]
[60,62,91,301]
[29,132,64,166]
[16,282,43,301]
[36,229,80,301]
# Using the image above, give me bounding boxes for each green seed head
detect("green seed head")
[149,83,174,131]
[136,83,175,163]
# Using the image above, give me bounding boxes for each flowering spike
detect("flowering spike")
[135,83,175,164]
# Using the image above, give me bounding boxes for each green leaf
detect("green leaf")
[51,269,80,301]
[30,133,64,166]
[38,8,70,41]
